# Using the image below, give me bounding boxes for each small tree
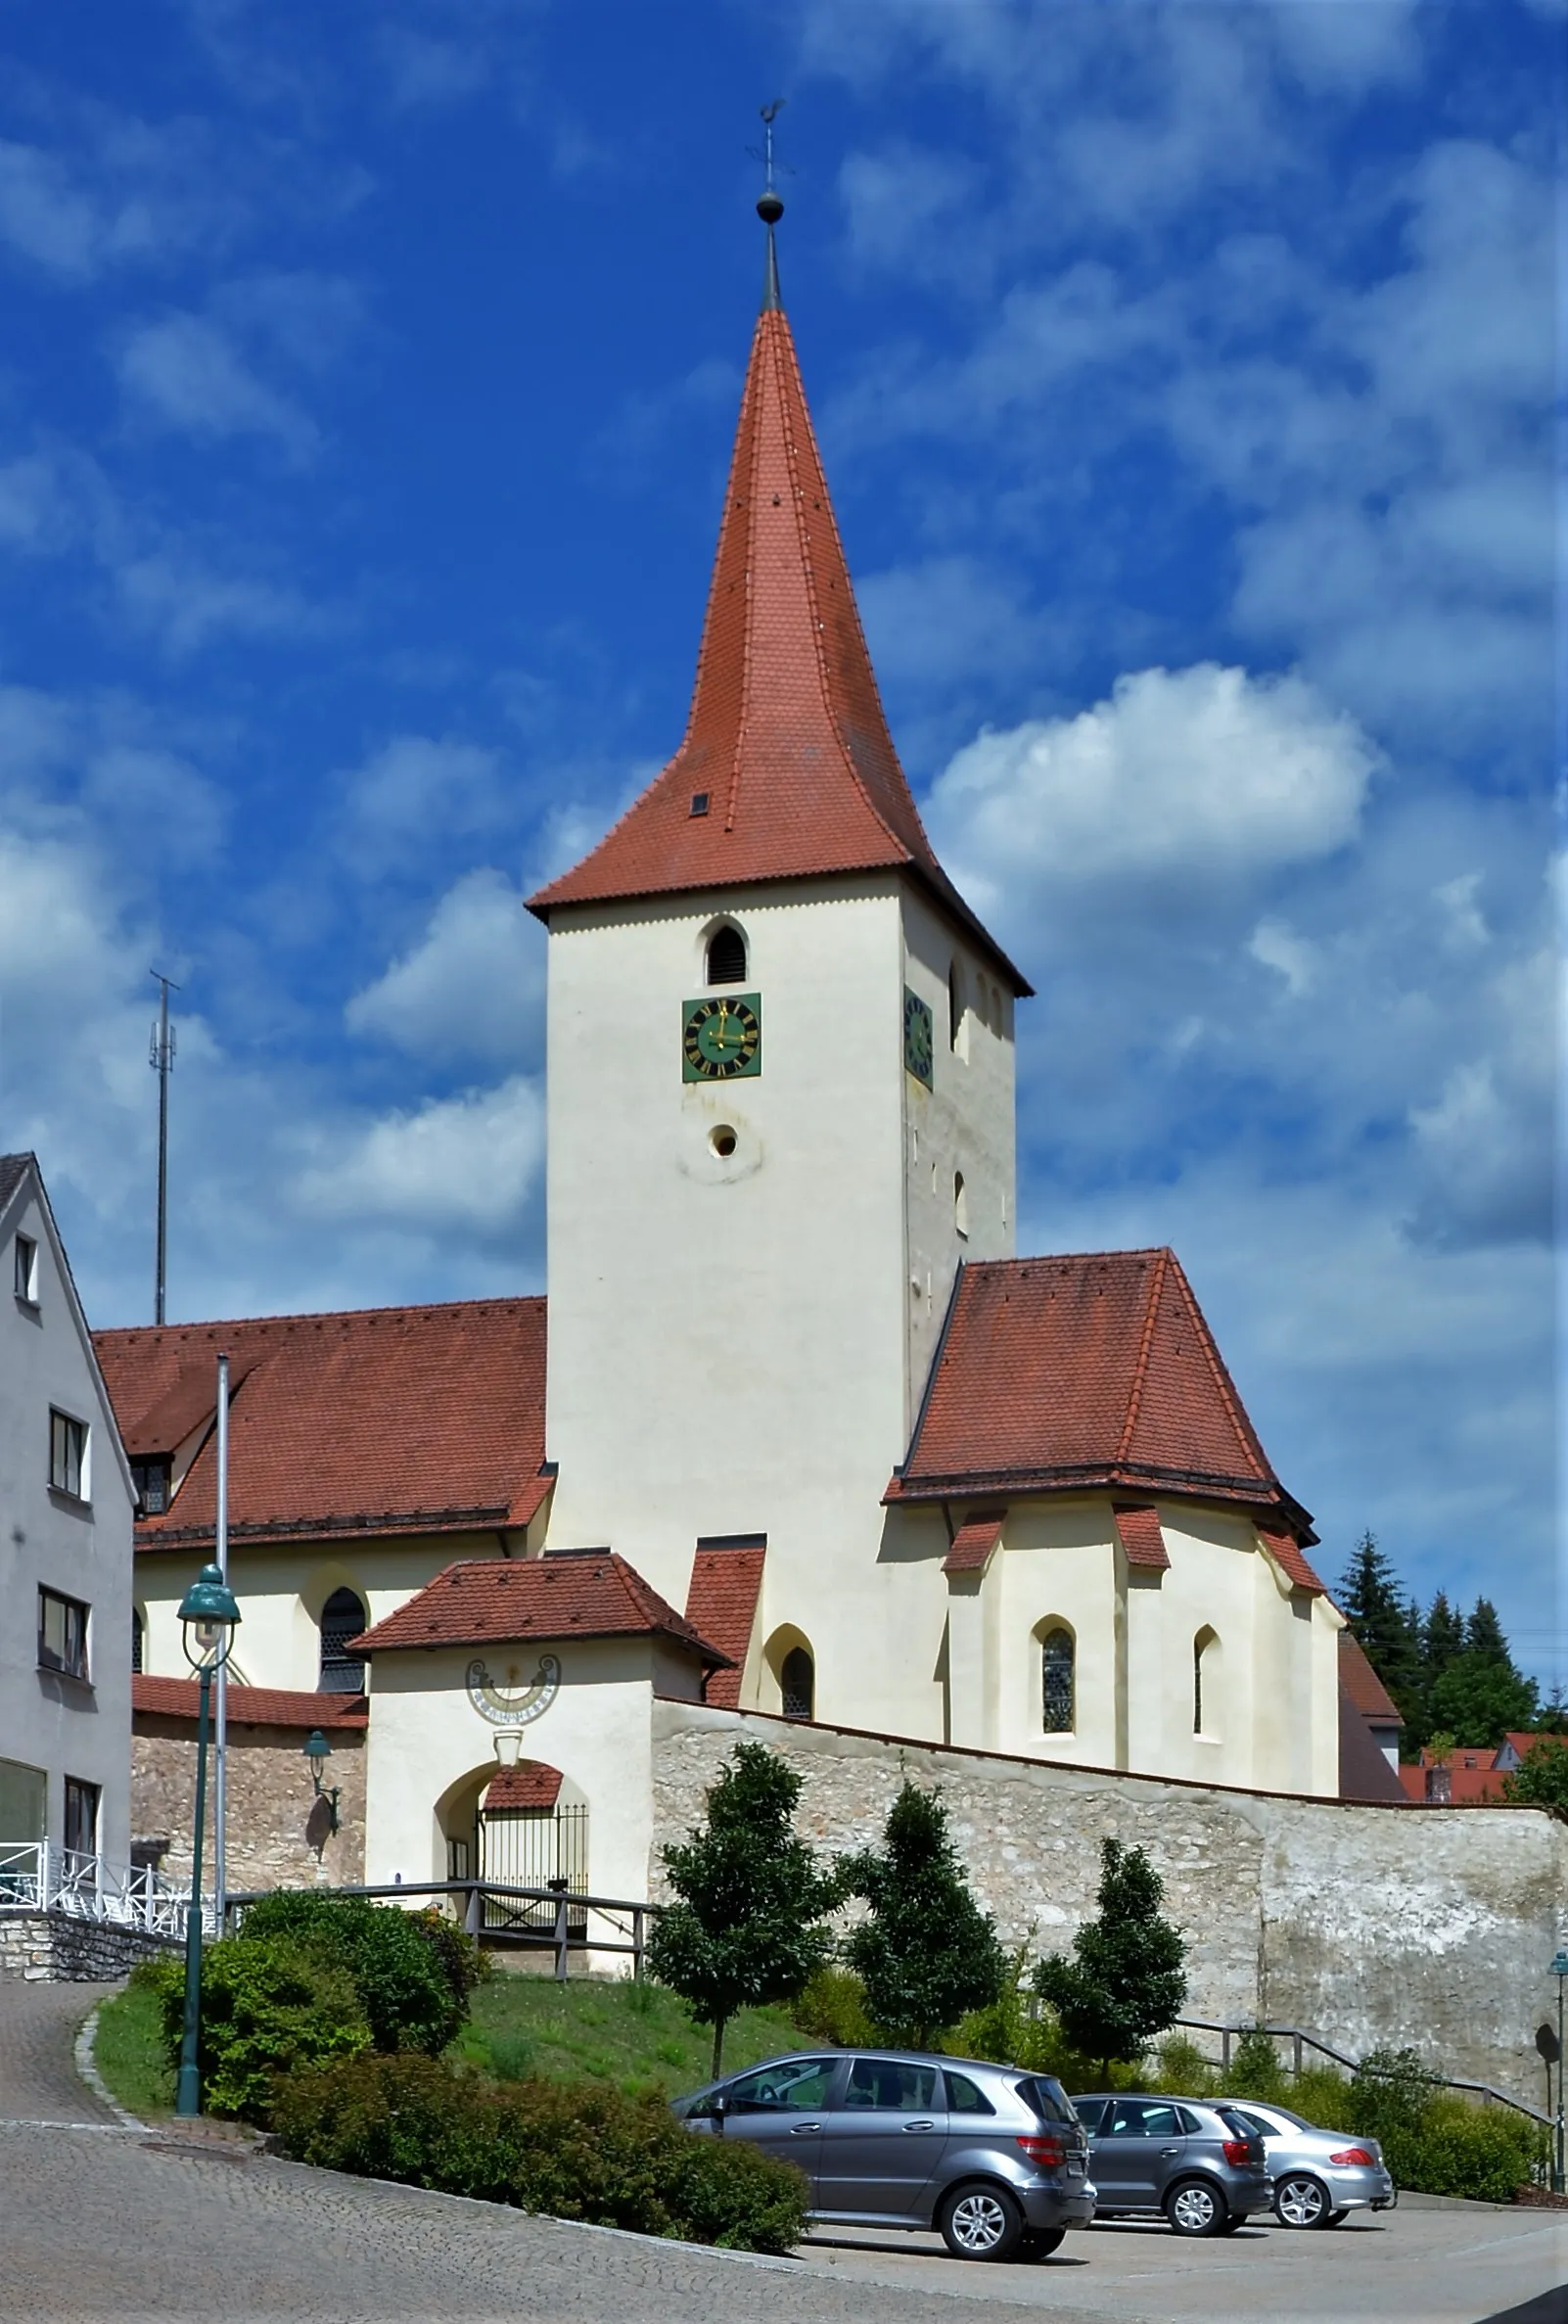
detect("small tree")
[841,1781,1002,2048]
[1502,1736,1568,1814]
[646,1742,839,2078]
[1033,1838,1187,2079]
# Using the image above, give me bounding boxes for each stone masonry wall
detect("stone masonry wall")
[653,1701,1567,2107]
[0,1911,177,1981]
[133,1720,366,1895]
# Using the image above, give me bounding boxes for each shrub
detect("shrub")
[238,1890,474,2055]
[141,1932,371,2121]
[792,1966,877,2049]
[1397,2099,1548,2204]
[271,2053,807,2252]
[1156,2034,1220,2097]
[1224,2026,1288,2100]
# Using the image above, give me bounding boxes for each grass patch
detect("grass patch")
[91,1978,175,2118]
[453,1972,806,2097]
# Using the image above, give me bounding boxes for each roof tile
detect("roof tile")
[1113,1504,1172,1571]
[352,1553,730,1667]
[132,1674,367,1729]
[1337,1633,1403,1724]
[683,1543,766,1708]
[943,1508,1007,1575]
[483,1761,564,1812]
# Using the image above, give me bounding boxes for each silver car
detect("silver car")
[673,2049,1096,2261]
[1070,2093,1272,2234]
[1222,2100,1397,2227]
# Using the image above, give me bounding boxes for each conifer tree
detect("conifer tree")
[1464,1598,1510,1661]
[842,1783,1002,2049]
[1034,1839,1187,2080]
[647,1741,841,2078]
[1337,1533,1420,1715]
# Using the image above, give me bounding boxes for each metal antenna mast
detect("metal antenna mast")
[149,971,179,1325]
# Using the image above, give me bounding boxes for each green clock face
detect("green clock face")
[682,992,762,1081]
[903,987,934,1089]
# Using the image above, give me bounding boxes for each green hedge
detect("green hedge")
[136,1933,371,2121]
[271,2053,807,2253]
[237,1891,479,2054]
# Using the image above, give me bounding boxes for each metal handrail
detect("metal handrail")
[1174,2016,1552,2127]
[220,1877,665,1982]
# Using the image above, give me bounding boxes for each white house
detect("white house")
[1,1153,135,1870]
[95,227,1351,1911]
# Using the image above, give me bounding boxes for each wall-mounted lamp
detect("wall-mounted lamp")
[302,1728,340,1835]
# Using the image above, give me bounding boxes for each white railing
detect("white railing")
[0,1839,195,1938]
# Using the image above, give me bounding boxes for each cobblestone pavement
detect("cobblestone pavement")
[0,1975,117,2125]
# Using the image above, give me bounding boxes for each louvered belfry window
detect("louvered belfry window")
[319,1588,368,1693]
[707,924,747,985]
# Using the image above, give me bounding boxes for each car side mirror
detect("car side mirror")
[710,2092,732,2117]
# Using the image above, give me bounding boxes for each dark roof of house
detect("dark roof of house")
[0,1152,33,1211]
[890,1250,1315,1548]
[132,1675,368,1729]
[526,295,1024,994]
[94,1298,550,1551]
[1338,1633,1404,1724]
[351,1553,730,1667]
[683,1541,767,1709]
[1338,1686,1409,1804]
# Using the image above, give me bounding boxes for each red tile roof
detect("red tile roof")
[352,1553,731,1666]
[890,1252,1312,1543]
[94,1299,550,1552]
[1257,1520,1326,1595]
[527,301,1026,996]
[1397,1760,1510,1805]
[943,1508,1007,1576]
[1338,1634,1404,1725]
[1113,1504,1172,1572]
[483,1761,564,1812]
[132,1675,368,1729]
[683,1541,766,1708]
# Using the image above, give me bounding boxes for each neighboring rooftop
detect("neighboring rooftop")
[1338,1632,1404,1726]
[890,1249,1316,1552]
[351,1552,730,1668]
[132,1675,368,1729]
[94,1298,550,1551]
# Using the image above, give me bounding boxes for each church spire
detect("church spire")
[530,171,1027,994]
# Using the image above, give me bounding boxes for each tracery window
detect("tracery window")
[1040,1628,1075,1734]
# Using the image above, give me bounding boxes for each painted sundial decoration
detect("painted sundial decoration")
[466,1653,561,1726]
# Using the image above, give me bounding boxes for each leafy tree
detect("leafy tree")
[1337,1533,1421,1712]
[841,1782,1002,2049]
[1033,1838,1187,2079]
[646,1742,840,2079]
[1430,1652,1538,1749]
[1501,1737,1568,1813]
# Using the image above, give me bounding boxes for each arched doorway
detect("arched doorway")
[438,1760,588,1945]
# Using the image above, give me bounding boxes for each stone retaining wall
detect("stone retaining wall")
[0,1911,177,1981]
[652,1701,1567,2107]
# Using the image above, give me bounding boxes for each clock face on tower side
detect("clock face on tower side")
[903,987,934,1089]
[682,992,762,1081]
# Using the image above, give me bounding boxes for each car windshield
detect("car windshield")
[722,2058,838,2112]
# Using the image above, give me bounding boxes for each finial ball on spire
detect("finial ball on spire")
[757,188,784,225]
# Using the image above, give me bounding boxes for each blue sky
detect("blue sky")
[0,2,1557,1681]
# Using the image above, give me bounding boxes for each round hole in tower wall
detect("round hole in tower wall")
[710,1126,738,1159]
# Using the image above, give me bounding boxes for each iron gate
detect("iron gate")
[476,1805,588,1939]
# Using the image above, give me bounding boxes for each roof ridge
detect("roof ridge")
[95,1291,545,1343]
[1115,1247,1169,1465]
[1163,1251,1275,1479]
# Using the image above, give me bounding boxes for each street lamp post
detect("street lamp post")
[175,1562,241,2118]
[1553,1950,1568,2195]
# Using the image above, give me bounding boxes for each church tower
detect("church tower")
[529,195,1029,1732]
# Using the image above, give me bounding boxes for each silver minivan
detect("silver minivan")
[674,2049,1096,2261]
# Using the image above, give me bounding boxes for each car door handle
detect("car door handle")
[789,2122,821,2135]
[1160,2145,1181,2156]
[902,2119,936,2132]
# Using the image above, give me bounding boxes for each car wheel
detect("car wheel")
[1166,2177,1226,2237]
[1022,2227,1067,2259]
[937,2183,1027,2262]
[1274,2173,1333,2229]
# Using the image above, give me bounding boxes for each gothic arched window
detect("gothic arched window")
[707,924,747,986]
[1040,1629,1075,1733]
[319,1588,368,1694]
[1194,1627,1220,1737]
[780,1646,814,1722]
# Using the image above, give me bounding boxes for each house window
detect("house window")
[49,1409,88,1500]
[706,923,747,985]
[319,1587,368,1693]
[1041,1629,1075,1733]
[14,1233,37,1302]
[131,1607,144,1675]
[39,1589,90,1682]
[780,1646,814,1722]
[130,1457,170,1515]
[1194,1627,1220,1737]
[64,1777,99,1864]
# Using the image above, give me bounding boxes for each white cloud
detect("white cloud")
[346,868,542,1066]
[114,545,320,655]
[116,312,318,459]
[293,1075,543,1233]
[0,140,101,276]
[926,664,1374,911]
[1248,917,1316,998]
[341,734,510,874]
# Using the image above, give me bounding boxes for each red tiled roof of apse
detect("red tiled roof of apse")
[352,1553,731,1667]
[1257,1521,1327,1595]
[1113,1505,1172,1572]
[132,1675,368,1729]
[94,1299,549,1551]
[527,299,1027,996]
[943,1509,1007,1576]
[891,1252,1311,1534]
[483,1761,565,1812]
[683,1542,767,1709]
[1337,1633,1403,1725]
